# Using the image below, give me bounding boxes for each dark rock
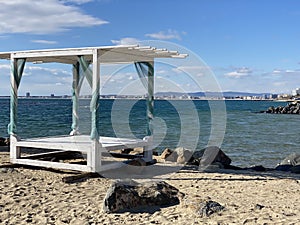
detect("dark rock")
[0,137,6,146]
[275,164,293,171]
[290,165,300,174]
[188,149,206,165]
[103,180,183,213]
[121,148,133,154]
[246,165,266,172]
[200,146,231,167]
[197,200,225,217]
[255,204,265,210]
[152,150,159,156]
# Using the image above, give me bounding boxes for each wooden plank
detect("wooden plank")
[11,158,91,172]
[16,136,148,151]
[16,141,90,153]
[12,49,93,59]
[16,135,91,152]
[21,150,75,159]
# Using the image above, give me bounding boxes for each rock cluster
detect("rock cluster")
[160,146,300,174]
[103,179,225,217]
[161,146,232,169]
[103,180,183,213]
[0,137,9,146]
[264,101,300,114]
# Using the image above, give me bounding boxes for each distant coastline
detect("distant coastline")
[0,90,296,101]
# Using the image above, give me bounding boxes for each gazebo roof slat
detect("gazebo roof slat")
[0,45,187,64]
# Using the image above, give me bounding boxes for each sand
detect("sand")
[0,148,299,225]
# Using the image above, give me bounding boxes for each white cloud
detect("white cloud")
[31,40,57,45]
[145,29,183,40]
[225,67,252,78]
[172,66,210,77]
[0,0,108,34]
[62,0,93,4]
[156,70,167,75]
[26,65,71,77]
[273,81,287,87]
[111,37,139,45]
[0,64,10,70]
[272,69,282,74]
[286,69,295,73]
[0,64,10,78]
[268,69,300,76]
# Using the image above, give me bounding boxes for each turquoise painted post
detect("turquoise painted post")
[134,62,154,136]
[90,52,100,140]
[147,62,154,137]
[8,58,26,135]
[77,55,99,140]
[70,62,80,135]
[78,56,92,88]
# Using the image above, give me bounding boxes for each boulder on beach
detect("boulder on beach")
[275,153,300,173]
[278,153,300,166]
[199,146,232,167]
[103,180,183,213]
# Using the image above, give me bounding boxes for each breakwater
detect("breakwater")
[263,101,300,114]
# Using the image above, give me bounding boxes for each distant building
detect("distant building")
[292,88,300,96]
[269,94,278,99]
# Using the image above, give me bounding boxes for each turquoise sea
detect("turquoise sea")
[0,98,299,168]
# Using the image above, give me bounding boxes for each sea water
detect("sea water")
[0,98,299,168]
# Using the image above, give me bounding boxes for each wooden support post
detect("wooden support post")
[144,61,154,161]
[89,49,101,172]
[9,57,20,161]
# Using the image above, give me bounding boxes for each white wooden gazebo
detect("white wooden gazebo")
[0,45,187,172]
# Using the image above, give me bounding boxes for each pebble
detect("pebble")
[255,204,265,210]
[0,167,14,173]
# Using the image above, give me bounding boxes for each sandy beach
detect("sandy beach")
[0,148,299,225]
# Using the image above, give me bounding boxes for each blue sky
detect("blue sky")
[1,0,300,95]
